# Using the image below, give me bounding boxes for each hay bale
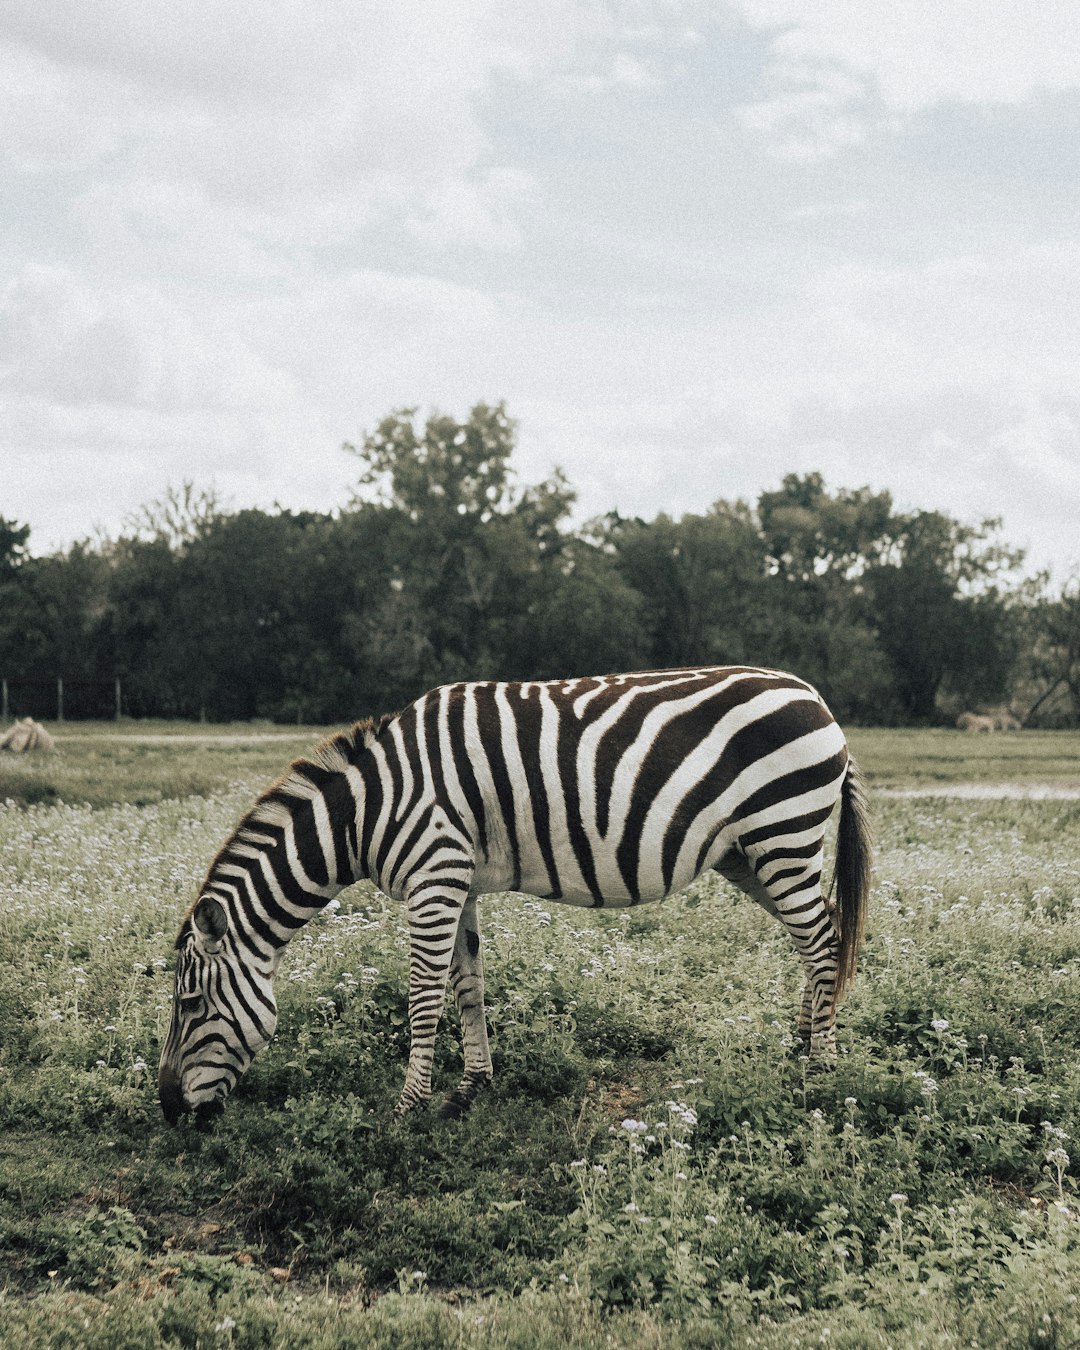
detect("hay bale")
[0,719,30,751]
[30,720,56,751]
[0,717,55,752]
[956,712,995,734]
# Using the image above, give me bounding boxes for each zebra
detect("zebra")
[158,666,872,1125]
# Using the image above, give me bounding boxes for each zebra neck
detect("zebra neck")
[209,768,364,953]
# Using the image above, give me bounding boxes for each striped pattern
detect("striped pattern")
[159,666,872,1123]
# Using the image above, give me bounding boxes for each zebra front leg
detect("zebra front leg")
[439,894,493,1119]
[395,883,468,1117]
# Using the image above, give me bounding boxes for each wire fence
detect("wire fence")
[1,678,123,723]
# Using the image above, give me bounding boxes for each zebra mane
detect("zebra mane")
[306,711,399,774]
[244,711,400,828]
[176,710,400,944]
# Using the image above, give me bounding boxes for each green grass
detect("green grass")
[0,722,324,809]
[2,726,1080,1346]
[849,726,1080,789]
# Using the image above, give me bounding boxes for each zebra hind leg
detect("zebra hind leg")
[717,842,839,1062]
[760,845,840,1062]
[439,894,493,1119]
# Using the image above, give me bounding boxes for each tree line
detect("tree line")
[3,403,1079,726]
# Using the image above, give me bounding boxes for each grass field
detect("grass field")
[2,724,1080,1347]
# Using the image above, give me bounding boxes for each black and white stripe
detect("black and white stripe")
[159,666,872,1122]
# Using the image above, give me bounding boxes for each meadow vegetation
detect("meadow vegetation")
[2,727,1080,1346]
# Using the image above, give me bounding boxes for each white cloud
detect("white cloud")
[3,0,1079,585]
[0,263,299,412]
[405,167,535,251]
[505,234,1080,576]
[0,1,585,249]
[571,49,664,91]
[733,1,1080,155]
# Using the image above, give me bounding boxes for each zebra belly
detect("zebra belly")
[472,841,708,909]
[467,857,610,906]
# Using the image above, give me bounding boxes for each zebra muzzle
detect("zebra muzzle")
[158,1066,188,1126]
[194,1099,225,1131]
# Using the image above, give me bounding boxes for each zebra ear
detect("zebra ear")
[193,897,228,947]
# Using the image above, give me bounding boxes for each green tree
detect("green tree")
[171,509,335,720]
[758,472,893,584]
[107,506,353,720]
[344,404,580,697]
[866,511,1026,720]
[1024,577,1080,725]
[0,538,111,716]
[0,517,30,579]
[124,481,225,548]
[608,502,767,668]
[753,474,898,718]
[0,519,35,705]
[516,535,648,678]
[105,535,182,714]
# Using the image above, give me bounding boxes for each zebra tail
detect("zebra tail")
[831,754,873,1007]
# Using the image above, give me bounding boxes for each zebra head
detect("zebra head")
[158,895,278,1126]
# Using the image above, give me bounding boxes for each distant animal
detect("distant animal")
[991,709,1022,732]
[956,712,996,734]
[0,718,55,752]
[159,667,872,1126]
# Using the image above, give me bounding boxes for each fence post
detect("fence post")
[57,677,64,723]
[115,677,122,722]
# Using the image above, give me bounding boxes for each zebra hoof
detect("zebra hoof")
[438,1074,491,1120]
[392,1093,432,1119]
[438,1093,468,1121]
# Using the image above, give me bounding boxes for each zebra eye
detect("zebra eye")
[179,994,205,1014]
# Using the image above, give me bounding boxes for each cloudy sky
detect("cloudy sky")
[3,1,1079,576]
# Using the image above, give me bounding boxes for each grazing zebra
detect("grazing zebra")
[159,666,872,1125]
